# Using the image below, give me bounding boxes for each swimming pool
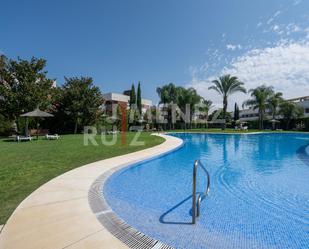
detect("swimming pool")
[104,133,309,249]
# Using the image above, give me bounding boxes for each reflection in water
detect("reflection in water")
[233,135,240,153]
[105,133,309,249]
[297,143,309,166]
[159,195,193,225]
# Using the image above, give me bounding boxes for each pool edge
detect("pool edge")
[0,133,182,249]
[88,133,183,249]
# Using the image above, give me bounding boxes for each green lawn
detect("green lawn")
[0,133,165,224]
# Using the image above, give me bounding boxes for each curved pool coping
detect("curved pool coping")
[89,131,309,249]
[88,137,184,249]
[0,133,183,249]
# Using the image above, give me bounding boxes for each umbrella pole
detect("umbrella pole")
[36,120,39,140]
[25,117,29,136]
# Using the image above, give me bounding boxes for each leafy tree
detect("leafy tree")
[136,82,142,114]
[279,100,303,130]
[176,87,201,128]
[156,83,178,129]
[208,75,246,129]
[56,77,103,133]
[234,102,240,121]
[0,114,13,135]
[201,99,213,111]
[0,55,8,84]
[243,85,274,130]
[196,98,212,128]
[268,92,283,119]
[200,98,213,119]
[209,109,232,123]
[129,83,136,107]
[0,56,54,131]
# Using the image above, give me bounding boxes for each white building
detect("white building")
[288,96,309,116]
[102,92,152,114]
[240,95,309,121]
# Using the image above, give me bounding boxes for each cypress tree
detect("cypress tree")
[234,102,240,121]
[137,82,142,114]
[129,83,136,107]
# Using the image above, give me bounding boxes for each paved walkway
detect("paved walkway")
[0,134,183,249]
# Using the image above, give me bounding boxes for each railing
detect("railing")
[192,159,210,224]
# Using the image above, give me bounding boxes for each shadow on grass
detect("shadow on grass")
[2,139,17,142]
[2,138,35,142]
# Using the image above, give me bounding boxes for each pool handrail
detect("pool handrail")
[192,159,210,224]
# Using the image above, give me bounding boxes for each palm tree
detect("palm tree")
[279,100,304,130]
[243,85,274,130]
[176,87,201,129]
[201,98,213,117]
[199,98,213,128]
[268,92,283,119]
[208,75,246,129]
[156,83,178,130]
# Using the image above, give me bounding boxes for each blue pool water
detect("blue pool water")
[104,133,309,249]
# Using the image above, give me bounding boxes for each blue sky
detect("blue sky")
[1,0,309,109]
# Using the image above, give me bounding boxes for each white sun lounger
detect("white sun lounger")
[45,134,60,140]
[107,130,119,135]
[16,136,32,142]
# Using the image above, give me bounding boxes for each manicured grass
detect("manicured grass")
[0,133,165,224]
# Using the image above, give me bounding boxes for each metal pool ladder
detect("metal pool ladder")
[192,159,210,224]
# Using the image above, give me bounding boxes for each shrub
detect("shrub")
[0,115,13,136]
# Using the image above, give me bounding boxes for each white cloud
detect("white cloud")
[305,27,309,39]
[266,11,281,25]
[292,25,300,32]
[273,25,280,31]
[258,2,308,36]
[226,44,236,50]
[273,11,281,18]
[266,10,282,26]
[226,44,242,51]
[273,10,281,19]
[263,22,308,37]
[188,41,309,110]
[267,18,274,25]
[293,0,302,5]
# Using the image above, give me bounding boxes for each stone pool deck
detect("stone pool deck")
[0,134,183,249]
